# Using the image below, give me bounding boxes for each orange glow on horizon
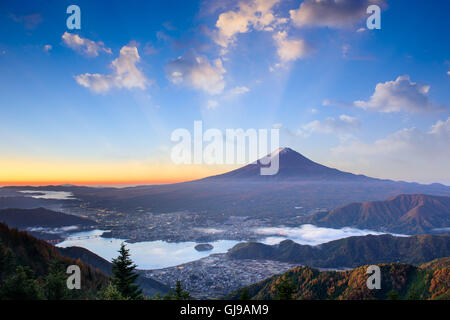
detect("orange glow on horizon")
[0,158,239,187]
[0,179,190,187]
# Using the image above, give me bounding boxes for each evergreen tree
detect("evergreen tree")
[0,266,43,300]
[240,288,250,300]
[43,261,71,300]
[111,243,143,300]
[386,289,401,300]
[275,277,295,300]
[406,288,420,300]
[0,242,15,282]
[174,280,191,300]
[152,292,163,300]
[163,280,191,300]
[98,282,128,300]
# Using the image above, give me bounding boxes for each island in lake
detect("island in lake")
[195,243,214,252]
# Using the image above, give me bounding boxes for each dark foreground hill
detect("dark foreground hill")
[57,246,170,296]
[227,234,450,268]
[0,222,107,299]
[0,223,168,298]
[302,194,450,234]
[0,207,96,229]
[227,257,450,300]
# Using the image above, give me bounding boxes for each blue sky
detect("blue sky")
[0,0,449,185]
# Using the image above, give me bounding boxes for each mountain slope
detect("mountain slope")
[227,258,450,300]
[0,222,107,298]
[227,234,450,268]
[303,194,450,234]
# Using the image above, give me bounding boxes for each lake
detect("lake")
[56,224,404,270]
[56,230,240,269]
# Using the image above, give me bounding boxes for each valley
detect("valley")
[1,148,449,300]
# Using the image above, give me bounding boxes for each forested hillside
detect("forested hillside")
[228,258,450,300]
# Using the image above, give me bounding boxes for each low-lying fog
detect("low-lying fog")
[20,190,75,200]
[255,224,407,246]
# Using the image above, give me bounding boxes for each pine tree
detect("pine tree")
[275,277,295,300]
[240,288,250,300]
[0,242,15,282]
[43,261,71,300]
[163,280,191,300]
[0,266,43,300]
[99,282,128,300]
[174,280,191,300]
[386,289,401,300]
[111,243,143,300]
[406,288,420,300]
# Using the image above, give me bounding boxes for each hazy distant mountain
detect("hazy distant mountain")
[303,194,450,234]
[227,257,450,300]
[227,234,450,268]
[0,207,96,229]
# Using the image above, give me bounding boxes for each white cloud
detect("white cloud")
[330,117,450,183]
[354,75,441,113]
[299,114,361,137]
[447,71,450,75]
[43,44,52,52]
[228,86,250,96]
[213,0,285,49]
[273,31,312,63]
[290,0,385,29]
[62,32,112,57]
[75,45,149,93]
[166,50,226,95]
[207,100,219,109]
